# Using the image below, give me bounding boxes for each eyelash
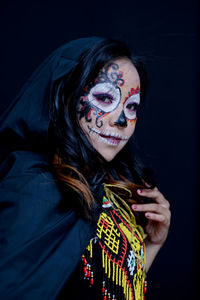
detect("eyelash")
[93,93,113,104]
[126,103,139,111]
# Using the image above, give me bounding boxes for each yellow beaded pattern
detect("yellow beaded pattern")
[84,184,147,300]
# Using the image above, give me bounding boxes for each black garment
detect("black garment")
[58,254,103,299]
[0,37,105,300]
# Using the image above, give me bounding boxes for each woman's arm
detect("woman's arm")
[131,187,171,272]
[145,241,163,272]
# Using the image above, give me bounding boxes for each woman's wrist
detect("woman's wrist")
[145,240,162,272]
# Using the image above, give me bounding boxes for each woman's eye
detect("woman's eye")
[126,103,138,111]
[93,93,113,104]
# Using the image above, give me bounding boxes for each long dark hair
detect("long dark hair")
[49,38,155,223]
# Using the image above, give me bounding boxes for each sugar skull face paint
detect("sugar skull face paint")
[78,58,141,162]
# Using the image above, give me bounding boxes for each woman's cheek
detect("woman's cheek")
[127,118,137,126]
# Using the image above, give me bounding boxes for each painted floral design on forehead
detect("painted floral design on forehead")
[96,62,125,87]
[78,62,140,128]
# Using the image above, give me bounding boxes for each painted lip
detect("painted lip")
[88,126,129,146]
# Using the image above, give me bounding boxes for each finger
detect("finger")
[145,212,166,223]
[137,187,170,208]
[141,179,151,188]
[137,187,161,198]
[132,203,168,215]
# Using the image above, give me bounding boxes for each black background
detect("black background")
[0,0,199,299]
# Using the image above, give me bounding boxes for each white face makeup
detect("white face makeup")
[124,93,140,120]
[78,58,141,162]
[88,82,121,113]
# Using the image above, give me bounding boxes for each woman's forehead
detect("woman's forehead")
[101,58,140,87]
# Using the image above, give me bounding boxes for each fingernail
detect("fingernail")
[132,204,137,210]
[137,189,142,194]
[146,213,151,218]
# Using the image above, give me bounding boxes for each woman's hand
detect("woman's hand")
[131,186,171,271]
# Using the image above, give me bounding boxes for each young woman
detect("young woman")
[0,37,171,300]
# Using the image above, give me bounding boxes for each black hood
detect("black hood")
[0,36,104,163]
[0,36,105,300]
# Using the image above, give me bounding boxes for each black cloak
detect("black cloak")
[0,37,105,300]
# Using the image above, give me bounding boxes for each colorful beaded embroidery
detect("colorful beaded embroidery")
[81,184,147,300]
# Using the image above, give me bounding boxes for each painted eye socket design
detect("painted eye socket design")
[124,94,140,120]
[93,93,113,104]
[87,82,120,112]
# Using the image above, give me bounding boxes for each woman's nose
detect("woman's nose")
[109,106,127,128]
[114,110,127,127]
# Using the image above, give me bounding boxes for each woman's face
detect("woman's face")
[78,58,141,162]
